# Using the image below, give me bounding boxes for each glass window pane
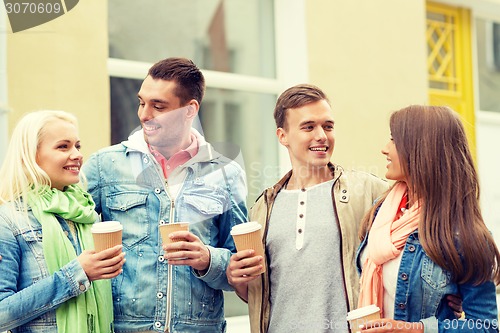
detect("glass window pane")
[201,87,279,203]
[476,18,500,113]
[110,77,142,145]
[108,0,276,78]
[427,11,457,91]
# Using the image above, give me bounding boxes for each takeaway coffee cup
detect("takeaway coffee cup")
[346,304,381,333]
[91,221,123,252]
[230,221,265,275]
[159,222,190,254]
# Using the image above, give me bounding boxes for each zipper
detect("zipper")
[164,179,175,332]
[147,151,197,332]
[149,154,175,333]
[162,170,188,332]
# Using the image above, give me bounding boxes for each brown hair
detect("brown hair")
[148,57,205,105]
[359,105,500,285]
[274,84,330,129]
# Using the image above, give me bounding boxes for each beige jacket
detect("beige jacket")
[246,163,389,333]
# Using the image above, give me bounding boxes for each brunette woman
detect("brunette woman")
[358,105,500,333]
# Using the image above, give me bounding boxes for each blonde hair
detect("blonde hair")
[0,110,79,207]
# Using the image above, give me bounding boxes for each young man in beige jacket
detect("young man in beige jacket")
[226,84,389,333]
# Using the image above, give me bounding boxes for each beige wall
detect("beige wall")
[306,0,429,179]
[6,0,109,159]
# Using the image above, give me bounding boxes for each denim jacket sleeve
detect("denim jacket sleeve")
[420,279,499,333]
[193,164,248,291]
[83,153,102,214]
[0,213,90,331]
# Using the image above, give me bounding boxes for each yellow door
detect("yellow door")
[426,2,476,155]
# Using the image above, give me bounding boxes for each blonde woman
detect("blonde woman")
[0,110,125,332]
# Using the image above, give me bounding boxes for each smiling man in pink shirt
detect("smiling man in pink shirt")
[84,57,248,333]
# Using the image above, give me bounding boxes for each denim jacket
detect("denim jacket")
[0,204,92,333]
[357,230,499,333]
[83,129,248,333]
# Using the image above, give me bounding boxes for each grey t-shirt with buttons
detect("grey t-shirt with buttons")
[266,179,349,333]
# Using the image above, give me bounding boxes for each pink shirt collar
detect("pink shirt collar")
[149,133,199,179]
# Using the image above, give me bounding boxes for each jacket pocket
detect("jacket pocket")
[106,191,150,248]
[420,255,452,314]
[18,228,48,288]
[421,256,452,289]
[183,193,224,222]
[20,228,43,259]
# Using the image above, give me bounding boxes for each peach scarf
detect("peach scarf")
[358,182,420,316]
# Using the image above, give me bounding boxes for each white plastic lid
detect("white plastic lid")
[230,221,262,235]
[91,221,123,233]
[346,305,380,320]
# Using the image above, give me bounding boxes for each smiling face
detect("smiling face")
[381,137,406,181]
[36,119,83,190]
[137,76,197,158]
[277,99,335,173]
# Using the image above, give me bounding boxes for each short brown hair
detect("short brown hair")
[148,57,205,105]
[274,84,330,129]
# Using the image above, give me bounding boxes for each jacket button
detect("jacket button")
[342,189,347,193]
[158,256,165,262]
[408,245,416,252]
[155,188,161,194]
[398,303,406,309]
[157,292,164,299]
[342,196,347,200]
[400,273,408,281]
[154,321,162,328]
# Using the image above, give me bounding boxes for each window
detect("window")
[475,17,500,253]
[493,23,500,71]
[476,18,500,113]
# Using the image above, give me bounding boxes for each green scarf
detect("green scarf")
[27,185,114,333]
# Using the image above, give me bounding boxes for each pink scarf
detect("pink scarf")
[358,182,420,316]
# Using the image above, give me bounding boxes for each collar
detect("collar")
[148,132,199,160]
[265,162,341,203]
